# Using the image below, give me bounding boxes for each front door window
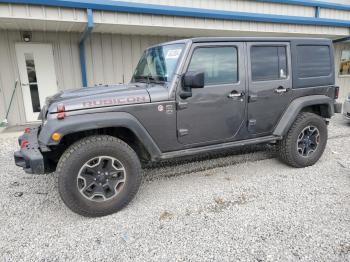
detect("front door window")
[187,46,238,85]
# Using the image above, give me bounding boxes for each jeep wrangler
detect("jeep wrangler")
[14,37,342,217]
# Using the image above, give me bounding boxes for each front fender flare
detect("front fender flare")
[38,112,162,159]
[273,95,334,136]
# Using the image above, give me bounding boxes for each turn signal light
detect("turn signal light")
[57,104,65,120]
[51,133,61,142]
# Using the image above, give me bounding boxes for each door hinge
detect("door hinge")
[248,119,256,133]
[178,129,189,136]
[176,101,188,110]
[248,94,258,103]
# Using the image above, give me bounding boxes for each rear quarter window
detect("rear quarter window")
[292,42,334,89]
[297,45,331,78]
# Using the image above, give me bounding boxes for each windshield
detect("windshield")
[132,43,185,83]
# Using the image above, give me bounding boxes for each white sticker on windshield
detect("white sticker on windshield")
[166,49,182,59]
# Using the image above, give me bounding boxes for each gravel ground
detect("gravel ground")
[1,114,349,262]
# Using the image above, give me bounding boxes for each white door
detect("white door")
[15,43,58,122]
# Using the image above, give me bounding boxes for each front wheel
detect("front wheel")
[57,135,141,217]
[277,112,328,168]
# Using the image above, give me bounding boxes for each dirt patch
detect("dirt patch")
[338,242,350,256]
[210,194,248,213]
[159,211,174,221]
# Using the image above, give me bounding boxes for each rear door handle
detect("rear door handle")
[228,91,244,99]
[274,86,289,94]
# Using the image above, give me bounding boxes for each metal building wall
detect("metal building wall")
[84,34,180,86]
[115,0,350,20]
[0,0,322,22]
[318,0,350,5]
[0,30,82,125]
[0,3,87,31]
[334,42,350,100]
[0,0,349,21]
[0,30,27,126]
[121,0,315,17]
[0,31,179,125]
[92,11,349,37]
[0,2,349,37]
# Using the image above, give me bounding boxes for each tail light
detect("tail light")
[334,86,339,99]
[57,104,65,120]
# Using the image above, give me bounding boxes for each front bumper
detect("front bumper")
[14,127,45,174]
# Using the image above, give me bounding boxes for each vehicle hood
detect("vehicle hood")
[47,83,151,113]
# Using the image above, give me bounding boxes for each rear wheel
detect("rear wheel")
[277,112,328,168]
[57,135,141,217]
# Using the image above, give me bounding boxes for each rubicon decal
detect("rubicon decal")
[165,104,174,114]
[82,96,148,108]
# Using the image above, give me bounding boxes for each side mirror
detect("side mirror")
[179,71,205,99]
[183,71,205,89]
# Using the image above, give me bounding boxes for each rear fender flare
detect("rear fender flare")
[273,95,334,136]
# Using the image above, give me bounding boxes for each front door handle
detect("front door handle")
[228,91,244,99]
[274,86,289,94]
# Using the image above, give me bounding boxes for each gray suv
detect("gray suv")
[343,93,350,121]
[14,37,342,217]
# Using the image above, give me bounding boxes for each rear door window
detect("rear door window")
[251,46,287,81]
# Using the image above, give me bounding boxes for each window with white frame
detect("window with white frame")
[339,50,350,76]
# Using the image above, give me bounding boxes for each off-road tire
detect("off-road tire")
[277,112,328,168]
[57,135,141,217]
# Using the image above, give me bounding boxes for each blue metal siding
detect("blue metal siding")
[254,0,350,11]
[0,0,350,27]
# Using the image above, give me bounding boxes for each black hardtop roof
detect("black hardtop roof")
[189,36,331,43]
[149,37,332,48]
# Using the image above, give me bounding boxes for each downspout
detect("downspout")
[79,8,94,87]
[315,6,320,18]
